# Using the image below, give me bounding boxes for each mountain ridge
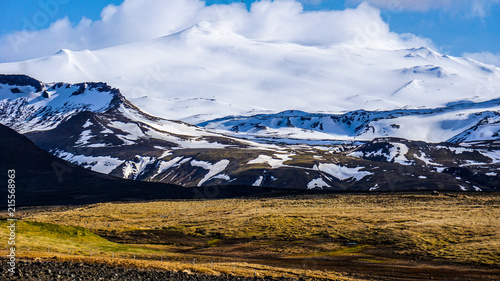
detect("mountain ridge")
[0,121,282,207]
[1,75,498,192]
[0,24,499,125]
[199,100,500,144]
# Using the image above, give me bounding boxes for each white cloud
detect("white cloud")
[0,0,431,62]
[348,0,500,16]
[463,52,500,67]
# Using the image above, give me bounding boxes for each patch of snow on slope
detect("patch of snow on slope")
[435,167,446,173]
[389,143,413,165]
[173,157,192,167]
[247,153,294,168]
[86,143,108,148]
[157,149,172,159]
[122,156,154,180]
[191,159,230,186]
[57,151,123,174]
[151,156,184,179]
[212,174,231,181]
[486,172,497,176]
[75,130,92,146]
[446,147,474,154]
[462,160,487,166]
[348,150,369,158]
[252,176,264,187]
[480,150,500,164]
[82,119,93,128]
[175,139,227,149]
[109,121,145,140]
[307,178,330,189]
[413,151,441,166]
[349,143,412,165]
[317,163,373,181]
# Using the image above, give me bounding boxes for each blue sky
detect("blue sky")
[0,1,123,34]
[0,0,498,65]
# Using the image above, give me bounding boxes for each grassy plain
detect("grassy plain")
[2,192,499,280]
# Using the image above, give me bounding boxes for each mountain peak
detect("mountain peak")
[193,20,214,30]
[54,49,71,56]
[191,20,234,33]
[159,20,238,44]
[0,75,125,133]
[405,46,439,59]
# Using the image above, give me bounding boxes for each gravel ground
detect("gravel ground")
[1,258,309,281]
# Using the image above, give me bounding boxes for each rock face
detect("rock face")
[0,75,499,193]
[0,74,43,92]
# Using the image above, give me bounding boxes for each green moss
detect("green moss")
[0,220,157,255]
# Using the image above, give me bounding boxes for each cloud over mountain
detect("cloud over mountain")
[463,51,500,67]
[0,0,430,63]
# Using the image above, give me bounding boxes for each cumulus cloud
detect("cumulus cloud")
[0,0,431,62]
[348,0,500,16]
[463,52,500,67]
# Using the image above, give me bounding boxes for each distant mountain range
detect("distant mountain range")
[0,21,498,195]
[0,74,497,194]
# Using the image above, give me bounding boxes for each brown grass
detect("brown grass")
[3,193,500,279]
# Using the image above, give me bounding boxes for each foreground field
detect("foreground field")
[2,193,500,280]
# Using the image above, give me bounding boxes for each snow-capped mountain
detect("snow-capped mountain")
[0,22,498,144]
[0,74,258,180]
[0,74,239,144]
[0,75,498,191]
[0,22,499,129]
[0,20,499,192]
[0,74,118,133]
